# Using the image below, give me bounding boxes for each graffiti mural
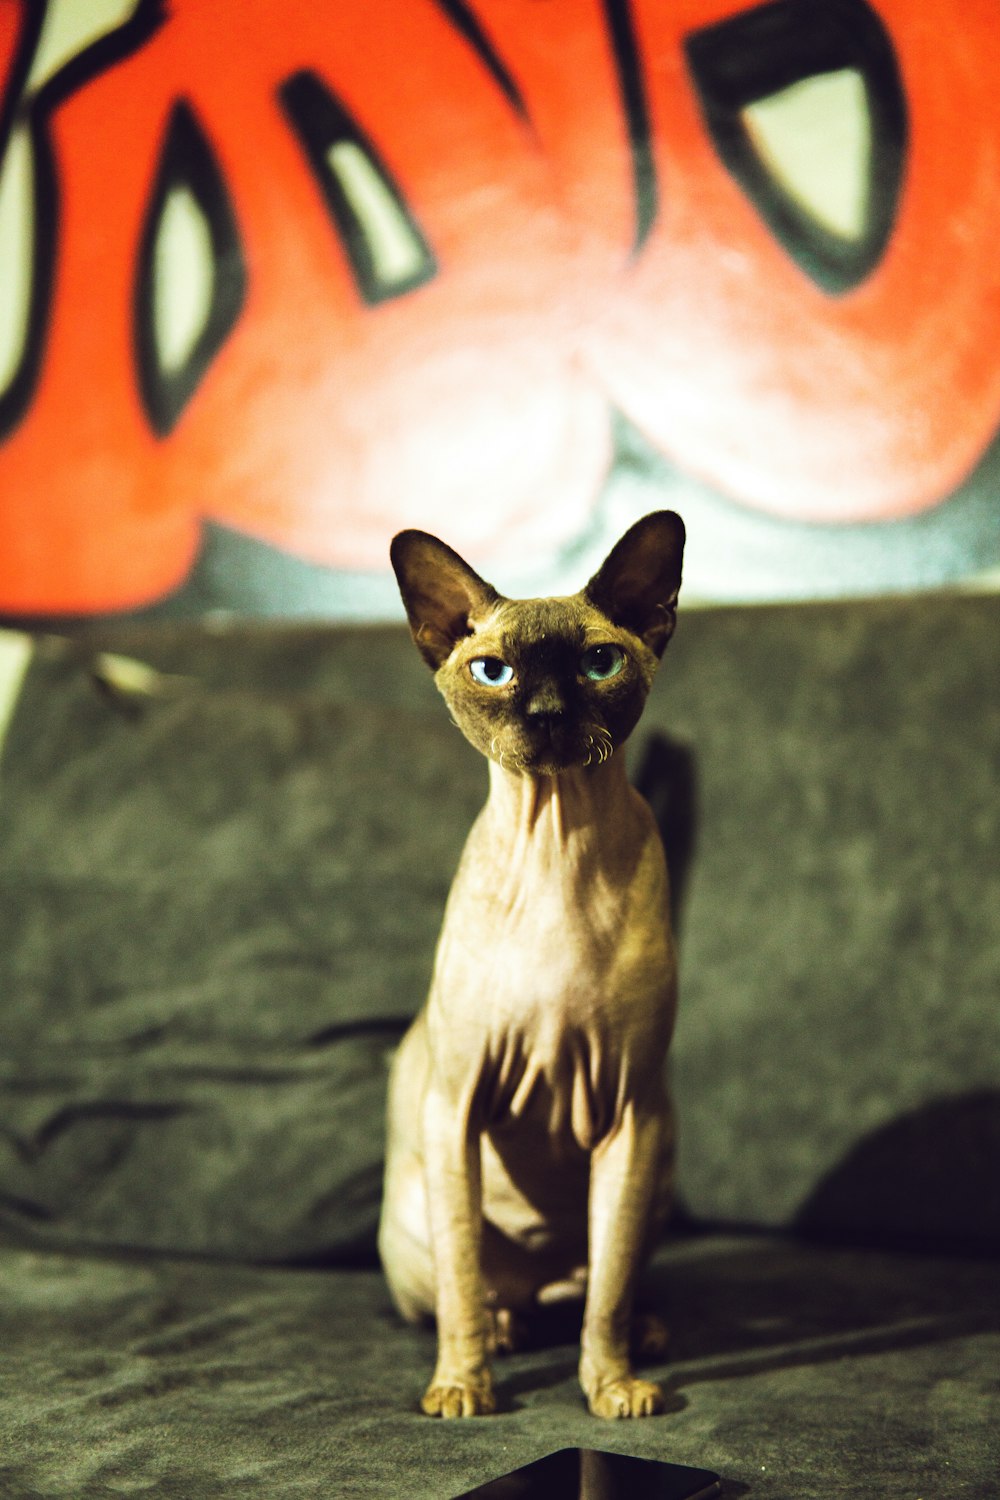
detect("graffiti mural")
[0,0,998,618]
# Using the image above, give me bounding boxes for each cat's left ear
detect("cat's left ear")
[390,529,501,669]
[585,511,686,657]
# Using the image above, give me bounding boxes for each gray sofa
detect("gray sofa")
[1,593,998,1498]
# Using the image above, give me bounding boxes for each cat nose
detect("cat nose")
[524,685,566,720]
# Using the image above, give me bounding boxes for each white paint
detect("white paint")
[742,68,870,242]
[327,140,427,290]
[28,0,141,92]
[152,186,216,374]
[0,126,33,396]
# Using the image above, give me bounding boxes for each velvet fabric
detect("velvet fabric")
[0,1233,996,1498]
[0,595,997,1495]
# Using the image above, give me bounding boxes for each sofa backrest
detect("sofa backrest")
[0,594,997,1260]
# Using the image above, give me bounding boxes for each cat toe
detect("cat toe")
[587,1375,666,1419]
[421,1374,496,1418]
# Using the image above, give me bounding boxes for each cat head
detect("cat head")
[390,512,685,777]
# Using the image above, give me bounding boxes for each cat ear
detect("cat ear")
[584,511,686,657]
[390,530,501,669]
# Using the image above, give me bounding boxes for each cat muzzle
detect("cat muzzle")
[519,717,598,773]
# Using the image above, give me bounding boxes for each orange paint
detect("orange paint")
[1,0,1000,613]
[578,0,1000,521]
[0,0,607,612]
[0,3,21,121]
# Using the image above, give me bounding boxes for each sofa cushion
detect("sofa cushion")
[0,630,481,1261]
[1,1232,997,1499]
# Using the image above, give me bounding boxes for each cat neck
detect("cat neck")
[483,754,641,850]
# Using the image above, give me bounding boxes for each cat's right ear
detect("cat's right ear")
[585,510,685,657]
[390,530,501,670]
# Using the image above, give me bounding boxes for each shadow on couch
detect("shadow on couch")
[793,1089,1000,1255]
[473,1225,999,1387]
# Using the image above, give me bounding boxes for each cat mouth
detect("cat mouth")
[500,722,614,774]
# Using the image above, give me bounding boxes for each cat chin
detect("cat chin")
[492,743,611,777]
[528,760,594,778]
[468,721,616,776]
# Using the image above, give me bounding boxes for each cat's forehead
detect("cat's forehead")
[473,594,610,652]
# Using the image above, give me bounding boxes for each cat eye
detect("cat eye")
[469,657,514,687]
[580,644,625,681]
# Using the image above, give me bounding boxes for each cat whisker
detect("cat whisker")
[582,724,614,766]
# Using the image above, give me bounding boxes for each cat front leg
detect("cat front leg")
[420,1084,495,1417]
[579,1102,666,1418]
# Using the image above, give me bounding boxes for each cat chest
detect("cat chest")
[437,879,673,1014]
[482,1021,630,1152]
[428,826,676,1146]
[429,915,673,1150]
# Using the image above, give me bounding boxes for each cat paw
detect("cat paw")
[586,1375,666,1419]
[420,1373,496,1418]
[631,1311,670,1361]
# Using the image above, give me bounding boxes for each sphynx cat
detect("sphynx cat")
[378,511,685,1419]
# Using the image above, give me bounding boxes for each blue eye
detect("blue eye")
[470,657,513,687]
[581,644,625,681]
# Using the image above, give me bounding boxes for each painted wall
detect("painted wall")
[1,0,998,619]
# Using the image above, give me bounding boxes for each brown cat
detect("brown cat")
[378,511,685,1419]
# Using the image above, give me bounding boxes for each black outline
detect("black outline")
[684,0,907,295]
[0,0,48,433]
[0,0,43,160]
[0,0,168,440]
[277,69,437,307]
[429,0,528,122]
[133,98,247,437]
[603,0,658,255]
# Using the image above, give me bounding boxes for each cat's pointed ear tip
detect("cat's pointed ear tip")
[391,527,436,543]
[389,529,453,586]
[644,509,686,547]
[390,527,433,561]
